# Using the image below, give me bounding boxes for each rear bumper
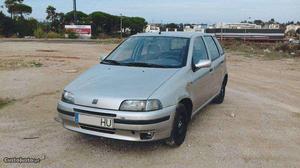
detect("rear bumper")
[57,101,176,141]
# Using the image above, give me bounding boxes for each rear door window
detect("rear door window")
[213,37,224,55]
[204,36,220,61]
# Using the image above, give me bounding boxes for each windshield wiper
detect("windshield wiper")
[101,59,121,65]
[123,62,170,68]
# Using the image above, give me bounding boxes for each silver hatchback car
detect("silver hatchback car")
[57,32,228,147]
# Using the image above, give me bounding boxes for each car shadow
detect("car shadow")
[71,132,169,152]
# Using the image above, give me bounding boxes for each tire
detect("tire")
[212,83,226,104]
[165,104,188,147]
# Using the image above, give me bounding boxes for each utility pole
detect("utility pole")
[221,22,223,42]
[73,0,77,24]
[244,17,251,42]
[120,13,123,39]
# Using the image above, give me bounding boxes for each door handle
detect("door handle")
[216,60,224,68]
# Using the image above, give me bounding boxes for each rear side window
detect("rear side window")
[213,37,224,55]
[192,37,208,64]
[204,36,220,60]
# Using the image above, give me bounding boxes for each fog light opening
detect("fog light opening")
[140,131,155,140]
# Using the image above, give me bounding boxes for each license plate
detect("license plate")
[76,113,114,129]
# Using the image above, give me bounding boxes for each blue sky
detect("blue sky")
[1,0,299,24]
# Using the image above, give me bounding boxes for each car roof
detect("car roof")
[133,32,214,38]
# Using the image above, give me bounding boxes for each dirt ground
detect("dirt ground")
[0,40,299,168]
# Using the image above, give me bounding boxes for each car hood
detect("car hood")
[65,64,179,110]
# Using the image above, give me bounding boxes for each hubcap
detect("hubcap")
[178,121,183,128]
[176,115,185,136]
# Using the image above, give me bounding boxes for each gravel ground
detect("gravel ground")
[0,41,299,168]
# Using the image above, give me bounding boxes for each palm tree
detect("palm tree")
[4,0,31,19]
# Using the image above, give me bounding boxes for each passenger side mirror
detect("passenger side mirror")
[99,54,107,62]
[195,60,212,69]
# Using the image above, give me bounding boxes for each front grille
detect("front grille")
[74,108,116,117]
[79,123,115,134]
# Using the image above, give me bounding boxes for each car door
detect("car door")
[213,36,226,90]
[189,36,214,112]
[203,36,224,96]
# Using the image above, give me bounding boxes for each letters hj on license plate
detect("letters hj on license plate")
[76,113,114,129]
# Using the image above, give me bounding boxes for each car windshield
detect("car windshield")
[102,36,190,68]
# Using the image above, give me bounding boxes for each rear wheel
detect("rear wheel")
[165,104,188,147]
[212,83,226,104]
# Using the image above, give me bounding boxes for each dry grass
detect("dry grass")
[96,38,123,44]
[0,98,15,109]
[0,59,43,70]
[221,40,300,59]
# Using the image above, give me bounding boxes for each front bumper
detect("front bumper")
[57,101,176,141]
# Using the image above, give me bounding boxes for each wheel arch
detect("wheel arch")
[178,98,193,123]
[223,74,228,86]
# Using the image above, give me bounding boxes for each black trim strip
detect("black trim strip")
[114,116,170,125]
[79,123,115,134]
[74,103,117,111]
[57,108,75,117]
[74,108,116,117]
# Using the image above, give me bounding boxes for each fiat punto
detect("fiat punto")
[57,32,228,147]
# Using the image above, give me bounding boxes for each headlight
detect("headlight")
[61,91,74,104]
[119,99,162,112]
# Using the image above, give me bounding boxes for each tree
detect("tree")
[89,11,113,34]
[65,11,89,24]
[286,21,294,25]
[166,23,178,29]
[46,5,56,22]
[89,11,146,36]
[13,3,32,18]
[178,23,184,31]
[0,11,15,36]
[127,17,147,34]
[14,17,37,37]
[46,6,65,33]
[268,18,275,24]
[4,0,31,19]
[254,20,264,26]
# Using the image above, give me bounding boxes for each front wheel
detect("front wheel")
[165,104,188,147]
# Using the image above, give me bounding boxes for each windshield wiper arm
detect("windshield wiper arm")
[101,59,121,65]
[123,62,169,68]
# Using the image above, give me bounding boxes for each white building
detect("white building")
[285,24,300,33]
[215,23,262,29]
[183,26,194,32]
[183,24,206,33]
[262,23,280,29]
[145,24,160,33]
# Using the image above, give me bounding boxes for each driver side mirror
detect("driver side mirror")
[195,60,212,69]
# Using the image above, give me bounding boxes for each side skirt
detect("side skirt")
[191,92,219,118]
